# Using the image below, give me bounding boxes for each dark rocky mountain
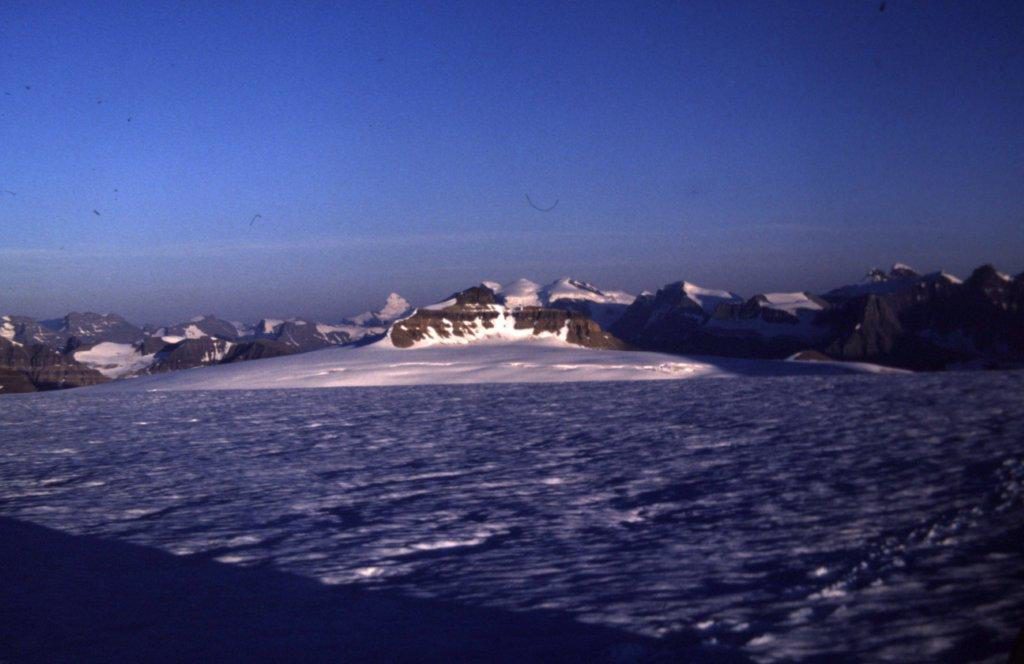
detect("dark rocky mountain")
[149,315,240,341]
[58,312,144,345]
[146,337,235,373]
[221,339,296,363]
[613,263,1023,370]
[1,315,62,347]
[0,367,37,393]
[610,281,825,358]
[389,285,626,350]
[0,337,108,392]
[259,319,351,351]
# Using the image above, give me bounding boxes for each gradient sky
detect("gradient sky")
[1,1,1022,324]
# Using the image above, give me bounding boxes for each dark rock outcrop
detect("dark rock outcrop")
[269,320,350,351]
[153,315,240,341]
[0,338,108,391]
[0,367,37,393]
[148,338,234,373]
[221,339,296,363]
[615,263,1023,370]
[58,312,143,345]
[390,286,626,350]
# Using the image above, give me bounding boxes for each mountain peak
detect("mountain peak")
[347,293,413,326]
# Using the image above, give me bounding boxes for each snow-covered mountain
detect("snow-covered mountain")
[345,293,413,327]
[1,293,416,390]
[388,284,625,350]
[482,278,635,328]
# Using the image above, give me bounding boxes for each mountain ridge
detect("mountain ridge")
[3,263,1022,394]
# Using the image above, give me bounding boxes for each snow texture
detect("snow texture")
[1,371,1022,662]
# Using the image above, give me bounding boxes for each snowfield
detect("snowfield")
[2,371,1022,661]
[90,338,897,392]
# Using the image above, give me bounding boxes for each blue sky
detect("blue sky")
[1,1,1022,323]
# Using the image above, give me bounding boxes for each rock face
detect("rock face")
[0,367,37,393]
[389,285,626,350]
[262,320,351,351]
[147,338,235,373]
[613,263,1024,370]
[58,312,144,345]
[151,315,240,341]
[610,282,826,358]
[0,337,108,390]
[221,339,296,363]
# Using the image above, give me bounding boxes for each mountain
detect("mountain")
[57,312,144,346]
[613,263,1023,370]
[479,278,635,328]
[388,284,626,350]
[41,293,414,383]
[609,281,818,357]
[4,265,1021,394]
[820,264,1023,369]
[345,293,413,327]
[0,336,108,392]
[147,315,240,341]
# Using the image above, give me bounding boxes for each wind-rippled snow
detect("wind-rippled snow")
[2,372,1023,662]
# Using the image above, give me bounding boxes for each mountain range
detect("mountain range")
[2,265,1021,394]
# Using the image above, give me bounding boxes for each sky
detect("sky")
[1,1,1022,324]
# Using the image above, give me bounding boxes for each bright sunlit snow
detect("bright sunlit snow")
[90,338,892,392]
[73,342,157,378]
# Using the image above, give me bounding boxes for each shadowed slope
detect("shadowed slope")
[0,517,746,663]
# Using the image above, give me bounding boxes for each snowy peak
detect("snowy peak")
[473,277,636,328]
[541,277,635,306]
[889,263,920,279]
[494,279,543,308]
[662,281,743,315]
[347,293,413,327]
[482,277,635,309]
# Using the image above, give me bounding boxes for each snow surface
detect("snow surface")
[0,316,16,344]
[2,372,1022,662]
[541,277,635,306]
[73,342,156,378]
[183,324,206,339]
[90,338,894,392]
[759,292,823,314]
[496,278,543,308]
[679,281,743,313]
[484,277,635,310]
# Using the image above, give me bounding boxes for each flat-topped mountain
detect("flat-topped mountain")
[388,284,625,350]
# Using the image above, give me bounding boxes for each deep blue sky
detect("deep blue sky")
[2,1,1022,323]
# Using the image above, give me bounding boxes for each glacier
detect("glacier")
[1,371,1023,662]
